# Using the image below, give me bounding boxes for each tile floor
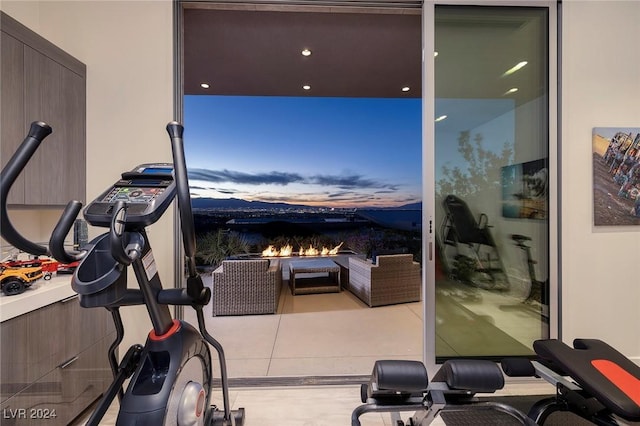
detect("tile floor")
[183,288,424,378]
[182,274,544,378]
[77,274,550,425]
[80,382,556,425]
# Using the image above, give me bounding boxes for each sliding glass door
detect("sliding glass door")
[426,4,554,363]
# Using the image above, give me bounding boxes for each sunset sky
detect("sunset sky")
[184,95,422,208]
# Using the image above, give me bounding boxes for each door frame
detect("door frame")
[421,0,559,375]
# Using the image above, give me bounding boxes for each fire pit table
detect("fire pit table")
[289,258,341,295]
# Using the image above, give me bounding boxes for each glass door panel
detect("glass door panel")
[434,5,550,360]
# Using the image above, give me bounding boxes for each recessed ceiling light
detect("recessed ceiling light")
[434,51,439,57]
[200,83,210,89]
[302,85,311,90]
[402,86,410,92]
[435,115,447,122]
[503,61,528,76]
[504,88,519,95]
[301,49,312,57]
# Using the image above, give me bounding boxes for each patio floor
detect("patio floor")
[183,274,543,379]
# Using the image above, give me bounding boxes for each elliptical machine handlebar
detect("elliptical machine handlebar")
[166,121,210,306]
[0,122,53,256]
[1,121,87,263]
[166,122,196,274]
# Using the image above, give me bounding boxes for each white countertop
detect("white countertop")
[0,275,77,322]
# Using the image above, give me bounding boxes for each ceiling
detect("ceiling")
[182,5,422,98]
[182,4,546,106]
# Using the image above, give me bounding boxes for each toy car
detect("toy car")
[0,265,43,296]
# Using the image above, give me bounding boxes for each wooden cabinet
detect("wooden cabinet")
[0,12,86,206]
[0,296,115,425]
[1,31,26,205]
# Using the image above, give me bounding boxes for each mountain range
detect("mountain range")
[191,197,421,211]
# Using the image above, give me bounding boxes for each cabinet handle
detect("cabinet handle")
[59,356,79,369]
[61,295,79,303]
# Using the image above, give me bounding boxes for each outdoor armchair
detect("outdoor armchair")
[211,259,282,316]
[348,254,421,307]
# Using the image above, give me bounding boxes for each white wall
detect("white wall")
[561,0,640,361]
[1,0,175,351]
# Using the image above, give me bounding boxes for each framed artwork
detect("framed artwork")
[501,158,548,220]
[593,127,640,226]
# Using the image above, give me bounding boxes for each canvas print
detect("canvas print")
[593,127,640,226]
[501,159,548,220]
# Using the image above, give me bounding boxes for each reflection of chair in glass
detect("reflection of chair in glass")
[348,254,421,307]
[440,194,509,290]
[211,259,282,316]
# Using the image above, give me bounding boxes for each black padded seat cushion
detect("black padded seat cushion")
[371,360,429,393]
[432,359,504,393]
[534,338,640,421]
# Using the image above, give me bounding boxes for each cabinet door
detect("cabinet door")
[1,12,86,207]
[0,32,25,204]
[0,334,113,426]
[23,46,86,205]
[60,333,114,424]
[1,300,73,403]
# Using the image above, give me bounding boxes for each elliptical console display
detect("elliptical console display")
[83,163,176,228]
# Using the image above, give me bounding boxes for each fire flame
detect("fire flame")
[280,245,294,256]
[300,245,319,256]
[262,245,279,257]
[262,242,343,257]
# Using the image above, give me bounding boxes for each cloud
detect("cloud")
[217,187,240,195]
[189,168,398,191]
[308,174,398,190]
[189,168,303,186]
[327,191,356,199]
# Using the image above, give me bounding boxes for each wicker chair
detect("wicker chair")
[348,254,421,307]
[211,259,282,316]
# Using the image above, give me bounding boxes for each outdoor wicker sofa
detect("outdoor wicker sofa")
[211,259,282,316]
[348,254,421,307]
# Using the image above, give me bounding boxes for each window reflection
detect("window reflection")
[434,6,549,360]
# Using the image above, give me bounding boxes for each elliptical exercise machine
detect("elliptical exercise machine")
[0,121,244,425]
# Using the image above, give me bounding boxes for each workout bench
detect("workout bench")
[352,359,535,425]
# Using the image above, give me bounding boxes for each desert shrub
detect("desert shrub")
[196,229,251,268]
